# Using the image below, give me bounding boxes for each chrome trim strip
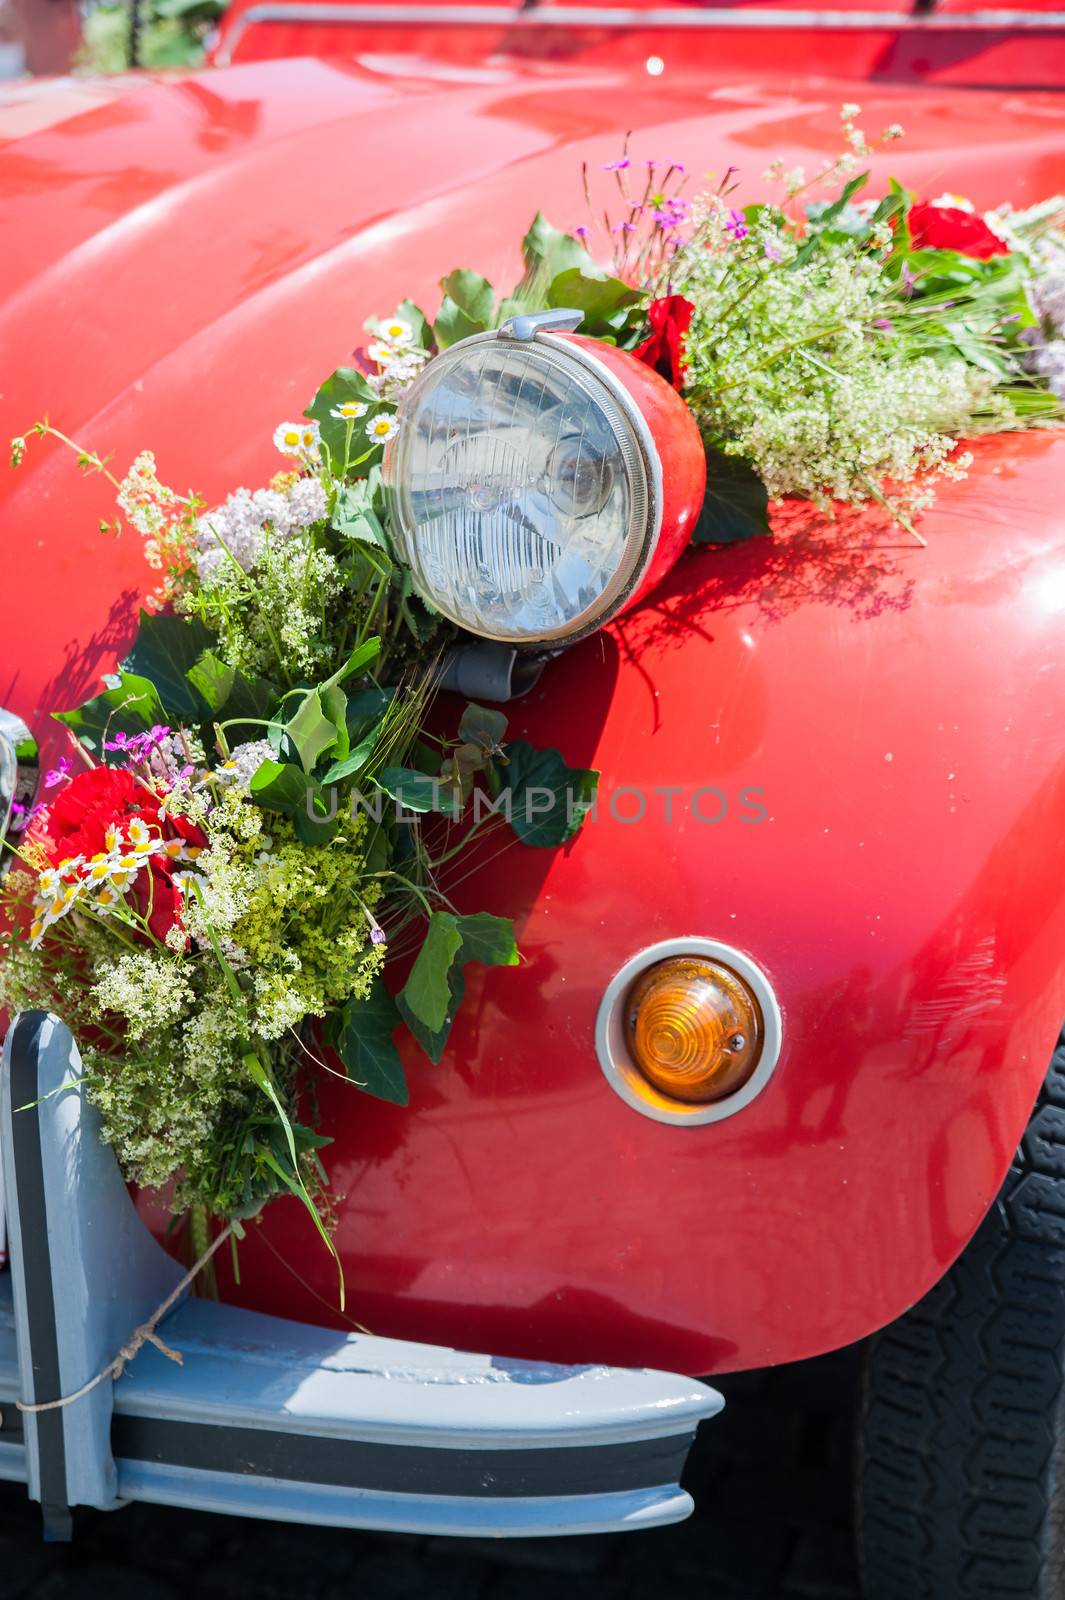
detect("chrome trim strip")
[216,0,1065,60]
[595,937,784,1127]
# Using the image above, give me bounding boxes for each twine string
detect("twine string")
[15,1223,234,1416]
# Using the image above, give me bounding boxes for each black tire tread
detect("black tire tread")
[858,1030,1065,1600]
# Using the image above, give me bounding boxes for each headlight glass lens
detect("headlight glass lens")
[385,339,650,643]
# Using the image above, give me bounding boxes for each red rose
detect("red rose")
[633,295,695,391]
[907,202,1009,261]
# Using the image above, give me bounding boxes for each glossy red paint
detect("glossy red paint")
[213,0,1065,90]
[2,60,1065,1374]
[562,333,707,614]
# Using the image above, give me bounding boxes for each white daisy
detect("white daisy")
[366,340,398,368]
[365,413,400,445]
[272,420,321,461]
[330,400,368,421]
[380,317,414,346]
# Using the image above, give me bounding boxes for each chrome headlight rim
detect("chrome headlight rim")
[384,324,664,649]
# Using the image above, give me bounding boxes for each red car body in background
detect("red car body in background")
[2,32,1064,1381]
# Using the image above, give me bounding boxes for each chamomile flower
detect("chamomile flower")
[365,413,400,445]
[379,317,414,346]
[127,818,160,855]
[272,421,321,461]
[330,400,368,421]
[37,867,64,902]
[366,340,398,368]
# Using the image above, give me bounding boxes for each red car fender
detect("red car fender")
[2,62,1065,1373]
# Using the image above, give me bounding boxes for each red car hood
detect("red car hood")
[3,58,1065,1374]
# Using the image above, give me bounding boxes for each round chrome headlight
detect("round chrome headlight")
[383,314,703,647]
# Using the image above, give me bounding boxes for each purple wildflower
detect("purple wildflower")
[874,317,894,333]
[44,756,72,789]
[603,159,630,172]
[104,731,130,751]
[901,264,916,297]
[574,225,590,240]
[611,220,637,235]
[763,240,784,263]
[724,208,749,242]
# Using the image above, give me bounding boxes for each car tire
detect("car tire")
[857,1027,1065,1600]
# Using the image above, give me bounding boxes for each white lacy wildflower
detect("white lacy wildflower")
[117,452,180,538]
[195,478,328,577]
[217,739,275,789]
[1025,337,1065,399]
[90,950,194,1043]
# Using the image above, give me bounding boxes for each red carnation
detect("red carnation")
[40,766,160,864]
[633,295,695,391]
[907,202,1009,261]
[33,765,206,944]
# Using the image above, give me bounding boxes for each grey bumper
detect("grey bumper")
[0,1013,721,1540]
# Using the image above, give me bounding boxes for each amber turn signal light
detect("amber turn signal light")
[625,956,764,1105]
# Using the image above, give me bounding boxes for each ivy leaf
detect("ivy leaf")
[400,912,465,1032]
[187,650,278,724]
[54,673,167,760]
[492,740,599,846]
[546,266,641,335]
[511,212,588,291]
[319,715,385,785]
[398,911,518,1062]
[376,767,461,817]
[293,783,341,845]
[248,759,308,813]
[452,910,520,969]
[123,610,215,721]
[269,640,381,773]
[692,452,771,545]
[435,269,496,349]
[458,703,508,752]
[329,979,408,1106]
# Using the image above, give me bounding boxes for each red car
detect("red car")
[1,3,1064,1595]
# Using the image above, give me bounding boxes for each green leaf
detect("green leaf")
[511,212,588,288]
[376,767,461,817]
[330,978,408,1105]
[398,911,518,1063]
[187,650,278,723]
[319,716,386,785]
[451,910,520,969]
[333,481,393,574]
[280,688,340,774]
[54,673,167,760]
[401,912,464,1032]
[546,266,641,333]
[269,640,381,773]
[293,784,341,845]
[492,740,599,847]
[248,759,308,814]
[692,452,771,545]
[793,173,869,266]
[123,610,215,722]
[305,366,382,472]
[434,269,496,349]
[458,703,508,752]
